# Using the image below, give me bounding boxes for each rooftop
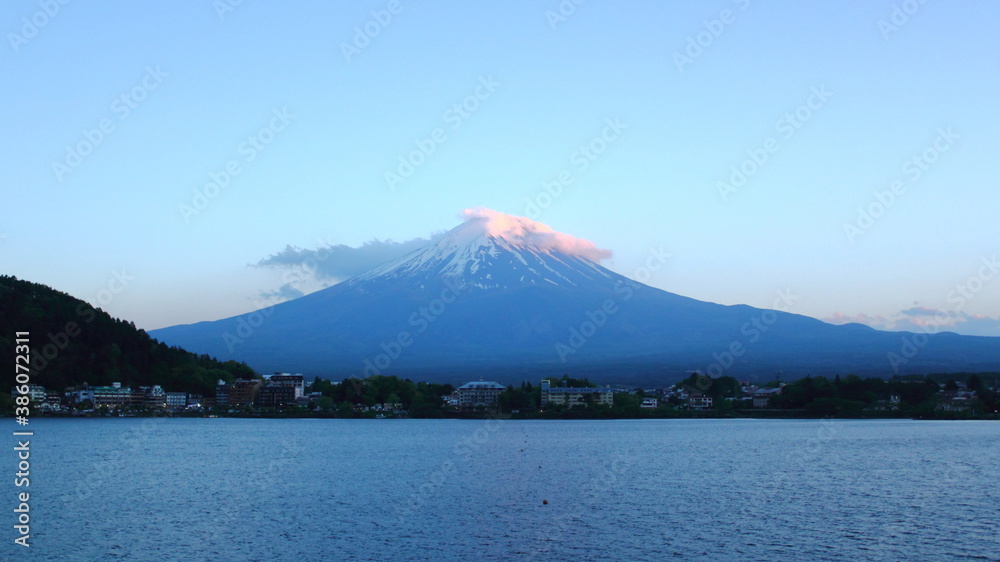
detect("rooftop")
[458,381,506,390]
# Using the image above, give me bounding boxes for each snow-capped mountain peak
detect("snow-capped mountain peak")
[150,206,1000,383]
[348,209,617,291]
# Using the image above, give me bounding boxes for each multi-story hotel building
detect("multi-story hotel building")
[540,379,613,408]
[457,380,506,409]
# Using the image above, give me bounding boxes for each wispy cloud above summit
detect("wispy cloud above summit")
[461,207,612,262]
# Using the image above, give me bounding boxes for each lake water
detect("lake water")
[6,418,999,561]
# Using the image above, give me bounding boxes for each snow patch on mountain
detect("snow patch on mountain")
[461,207,612,262]
[347,209,618,291]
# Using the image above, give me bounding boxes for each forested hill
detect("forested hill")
[0,275,256,395]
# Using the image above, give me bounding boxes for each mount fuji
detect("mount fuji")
[150,209,1000,385]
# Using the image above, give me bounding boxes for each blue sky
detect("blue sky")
[2,0,999,336]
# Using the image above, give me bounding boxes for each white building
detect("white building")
[457,381,506,409]
[689,395,713,410]
[166,392,188,410]
[540,380,614,408]
[11,385,47,404]
[266,373,305,399]
[144,385,167,409]
[753,387,782,408]
[70,382,131,409]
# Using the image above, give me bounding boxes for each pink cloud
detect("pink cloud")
[823,307,1000,337]
[460,207,612,262]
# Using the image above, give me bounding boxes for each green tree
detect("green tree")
[678,372,713,395]
[612,393,642,418]
[336,401,355,418]
[498,384,536,412]
[967,374,983,392]
[316,396,334,413]
[553,374,596,388]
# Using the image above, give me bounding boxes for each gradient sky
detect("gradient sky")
[2,1,999,336]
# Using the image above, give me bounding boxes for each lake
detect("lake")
[6,418,999,561]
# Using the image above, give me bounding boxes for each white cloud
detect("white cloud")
[824,306,1000,337]
[256,235,443,282]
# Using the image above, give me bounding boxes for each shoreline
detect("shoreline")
[11,411,997,421]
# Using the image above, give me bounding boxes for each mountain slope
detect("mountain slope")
[0,275,256,394]
[150,211,1000,385]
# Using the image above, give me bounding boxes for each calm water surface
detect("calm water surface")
[7,418,999,561]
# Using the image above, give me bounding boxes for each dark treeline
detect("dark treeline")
[308,375,455,417]
[495,372,1000,420]
[5,276,998,420]
[771,373,999,418]
[0,275,255,396]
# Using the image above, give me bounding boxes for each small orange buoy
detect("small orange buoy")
[542,500,548,505]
